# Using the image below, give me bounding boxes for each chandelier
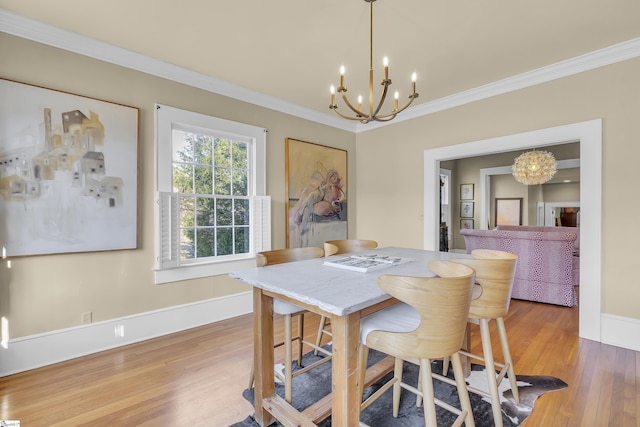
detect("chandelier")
[512,150,557,185]
[329,0,418,124]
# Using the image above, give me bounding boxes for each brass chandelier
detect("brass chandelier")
[512,150,557,185]
[329,0,418,124]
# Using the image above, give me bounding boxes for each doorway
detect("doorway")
[541,202,580,227]
[423,119,602,343]
[439,169,452,250]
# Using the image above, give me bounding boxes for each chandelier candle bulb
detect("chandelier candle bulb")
[383,56,389,79]
[340,66,345,88]
[330,86,336,106]
[394,91,399,110]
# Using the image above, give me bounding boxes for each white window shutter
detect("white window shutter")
[251,196,271,253]
[157,191,179,269]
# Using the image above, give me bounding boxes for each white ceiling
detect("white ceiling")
[2,0,640,129]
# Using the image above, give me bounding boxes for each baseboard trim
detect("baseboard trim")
[0,292,253,377]
[601,313,640,352]
[2,294,637,377]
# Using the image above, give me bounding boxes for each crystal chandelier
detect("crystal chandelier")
[329,0,418,124]
[512,150,557,185]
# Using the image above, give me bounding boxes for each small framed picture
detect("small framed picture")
[495,197,523,227]
[460,219,474,229]
[460,183,474,200]
[460,201,474,218]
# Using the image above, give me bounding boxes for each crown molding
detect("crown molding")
[0,9,357,133]
[2,8,639,134]
[358,37,640,132]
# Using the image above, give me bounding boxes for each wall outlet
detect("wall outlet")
[114,324,125,337]
[81,312,92,324]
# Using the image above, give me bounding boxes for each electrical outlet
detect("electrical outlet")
[81,311,92,324]
[114,324,125,337]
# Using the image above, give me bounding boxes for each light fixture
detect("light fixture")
[512,150,557,185]
[329,0,418,124]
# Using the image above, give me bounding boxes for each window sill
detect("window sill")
[154,257,256,284]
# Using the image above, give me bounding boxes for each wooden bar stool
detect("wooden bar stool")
[442,249,519,427]
[358,260,476,427]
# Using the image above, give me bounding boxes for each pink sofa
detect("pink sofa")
[496,225,580,288]
[496,225,579,253]
[460,226,578,306]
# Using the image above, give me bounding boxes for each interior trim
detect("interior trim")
[423,119,602,343]
[0,9,355,133]
[0,292,253,377]
[2,9,639,134]
[359,38,640,132]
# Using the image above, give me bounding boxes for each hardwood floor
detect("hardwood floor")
[1,296,638,426]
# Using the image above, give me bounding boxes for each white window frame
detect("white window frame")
[153,104,270,284]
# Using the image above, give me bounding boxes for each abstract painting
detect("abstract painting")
[285,138,347,248]
[0,79,139,256]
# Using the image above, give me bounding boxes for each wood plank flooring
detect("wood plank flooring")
[1,296,638,426]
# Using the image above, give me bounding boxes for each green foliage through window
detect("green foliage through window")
[172,130,250,260]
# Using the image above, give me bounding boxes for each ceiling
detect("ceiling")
[2,0,640,128]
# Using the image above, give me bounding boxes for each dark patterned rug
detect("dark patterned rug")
[230,348,567,426]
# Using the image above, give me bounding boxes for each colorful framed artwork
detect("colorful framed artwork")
[460,201,474,219]
[285,138,347,248]
[495,197,523,227]
[0,79,139,257]
[460,183,474,200]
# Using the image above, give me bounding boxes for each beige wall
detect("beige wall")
[2,30,640,338]
[0,34,356,337]
[542,183,580,204]
[356,56,640,320]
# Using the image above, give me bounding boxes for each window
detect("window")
[154,104,270,284]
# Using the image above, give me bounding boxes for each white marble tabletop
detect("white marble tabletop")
[229,247,470,316]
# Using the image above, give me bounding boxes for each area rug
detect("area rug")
[230,348,567,426]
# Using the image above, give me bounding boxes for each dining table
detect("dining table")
[229,246,471,427]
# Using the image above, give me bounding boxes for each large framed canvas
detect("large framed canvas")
[0,79,139,257]
[285,138,347,248]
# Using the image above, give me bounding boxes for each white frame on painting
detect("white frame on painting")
[0,79,139,257]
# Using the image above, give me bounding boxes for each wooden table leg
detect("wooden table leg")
[253,288,275,427]
[330,312,361,427]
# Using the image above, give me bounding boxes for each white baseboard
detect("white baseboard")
[0,291,253,377]
[601,313,640,352]
[2,293,637,377]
